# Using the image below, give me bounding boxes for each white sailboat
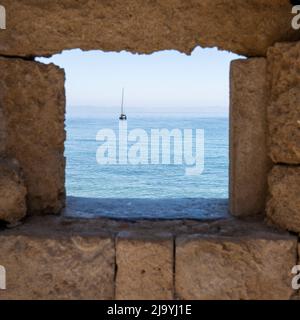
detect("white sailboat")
[119,88,127,120]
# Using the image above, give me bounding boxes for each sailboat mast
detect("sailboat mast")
[119,88,127,120]
[121,88,124,114]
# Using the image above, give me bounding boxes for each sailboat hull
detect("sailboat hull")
[119,114,127,120]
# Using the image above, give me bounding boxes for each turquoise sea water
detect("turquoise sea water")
[65,115,229,219]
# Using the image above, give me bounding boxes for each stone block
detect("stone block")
[0,222,115,300]
[0,158,27,224]
[267,42,300,164]
[0,57,66,215]
[116,231,173,300]
[229,58,271,217]
[176,233,297,300]
[266,165,300,233]
[0,1,298,57]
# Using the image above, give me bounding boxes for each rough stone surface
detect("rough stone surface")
[116,231,173,300]
[6,210,289,239]
[267,42,300,164]
[0,0,298,58]
[230,58,272,217]
[0,158,27,224]
[176,233,297,300]
[0,232,115,300]
[0,215,295,300]
[0,57,66,215]
[266,165,300,233]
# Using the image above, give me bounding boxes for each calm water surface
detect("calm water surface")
[65,115,229,219]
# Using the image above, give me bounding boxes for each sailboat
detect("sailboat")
[119,88,127,120]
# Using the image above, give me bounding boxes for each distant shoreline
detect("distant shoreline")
[66,106,229,119]
[67,113,229,120]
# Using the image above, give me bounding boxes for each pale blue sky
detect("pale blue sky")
[38,47,240,117]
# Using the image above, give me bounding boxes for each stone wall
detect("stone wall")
[0,216,297,300]
[266,42,300,233]
[229,42,300,234]
[0,58,66,217]
[0,0,299,300]
[0,0,298,58]
[229,58,271,217]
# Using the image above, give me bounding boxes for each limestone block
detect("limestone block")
[116,232,173,300]
[176,233,297,300]
[0,233,115,300]
[266,165,300,233]
[229,58,271,217]
[0,158,27,224]
[267,42,300,164]
[0,0,298,58]
[0,57,66,215]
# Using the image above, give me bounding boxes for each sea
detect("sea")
[65,115,229,220]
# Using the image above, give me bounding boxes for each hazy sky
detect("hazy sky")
[38,47,240,117]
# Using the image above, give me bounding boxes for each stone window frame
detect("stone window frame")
[0,1,299,300]
[0,1,299,223]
